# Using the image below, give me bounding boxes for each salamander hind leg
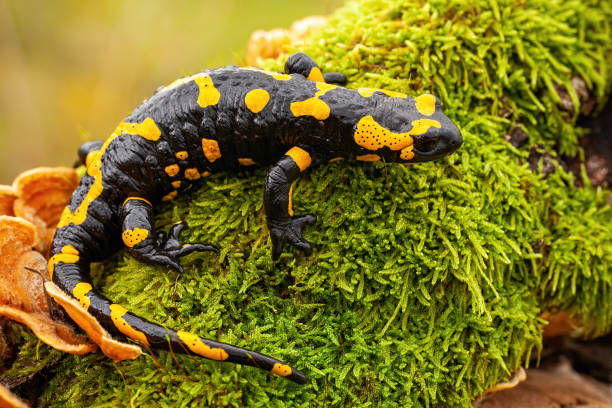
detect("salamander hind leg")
[284,52,347,85]
[121,197,217,273]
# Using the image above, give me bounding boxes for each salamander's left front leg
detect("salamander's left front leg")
[284,52,347,85]
[121,197,217,272]
[264,147,316,260]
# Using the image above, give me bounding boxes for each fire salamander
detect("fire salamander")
[48,52,462,384]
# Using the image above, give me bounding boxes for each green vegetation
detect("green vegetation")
[6,0,612,406]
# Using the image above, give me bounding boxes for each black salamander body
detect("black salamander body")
[48,53,462,383]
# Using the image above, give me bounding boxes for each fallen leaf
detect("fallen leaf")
[0,384,28,408]
[0,216,95,355]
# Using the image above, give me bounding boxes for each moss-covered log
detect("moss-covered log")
[4,0,612,406]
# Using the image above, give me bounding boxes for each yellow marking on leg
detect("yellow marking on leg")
[162,191,178,201]
[290,82,336,120]
[201,138,221,162]
[307,67,324,82]
[238,158,256,166]
[286,147,312,172]
[357,154,381,161]
[414,94,436,116]
[122,197,152,208]
[122,228,149,248]
[245,89,270,113]
[329,157,343,162]
[353,115,440,152]
[165,164,180,177]
[271,363,292,377]
[85,150,99,168]
[48,245,80,279]
[171,180,181,189]
[288,184,294,216]
[109,304,149,346]
[358,88,407,98]
[57,117,161,228]
[243,67,291,81]
[73,282,92,310]
[185,168,200,180]
[176,151,188,160]
[176,331,229,361]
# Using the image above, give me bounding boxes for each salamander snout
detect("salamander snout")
[410,120,462,162]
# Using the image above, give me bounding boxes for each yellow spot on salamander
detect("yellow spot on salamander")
[400,145,415,160]
[73,282,92,310]
[243,67,291,81]
[306,67,324,82]
[122,197,152,208]
[238,158,256,166]
[163,72,205,91]
[201,138,221,162]
[162,72,222,109]
[414,94,436,116]
[165,164,180,177]
[271,363,292,377]
[176,331,229,361]
[353,115,440,153]
[245,89,270,113]
[113,118,162,141]
[357,154,381,161]
[290,98,330,120]
[288,184,294,216]
[110,304,149,346]
[171,180,181,189]
[286,147,312,172]
[57,117,161,229]
[195,75,221,108]
[185,168,200,180]
[176,151,188,160]
[48,245,80,279]
[162,191,178,201]
[122,228,149,248]
[290,82,336,120]
[358,88,407,98]
[409,119,442,136]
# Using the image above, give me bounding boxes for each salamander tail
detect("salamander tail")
[48,259,306,384]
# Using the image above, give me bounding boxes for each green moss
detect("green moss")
[32,0,612,406]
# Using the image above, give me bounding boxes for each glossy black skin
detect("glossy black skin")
[49,52,462,384]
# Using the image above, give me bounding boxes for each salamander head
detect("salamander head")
[351,92,462,163]
[407,95,462,163]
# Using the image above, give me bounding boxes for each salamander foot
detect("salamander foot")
[269,214,316,260]
[133,222,218,273]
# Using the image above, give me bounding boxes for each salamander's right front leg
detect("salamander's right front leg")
[121,197,217,272]
[264,147,317,260]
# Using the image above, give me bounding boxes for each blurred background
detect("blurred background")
[0,0,336,182]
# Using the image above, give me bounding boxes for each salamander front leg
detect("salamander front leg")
[121,197,217,273]
[264,147,317,260]
[284,52,347,85]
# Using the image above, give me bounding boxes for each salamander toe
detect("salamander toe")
[270,214,316,260]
